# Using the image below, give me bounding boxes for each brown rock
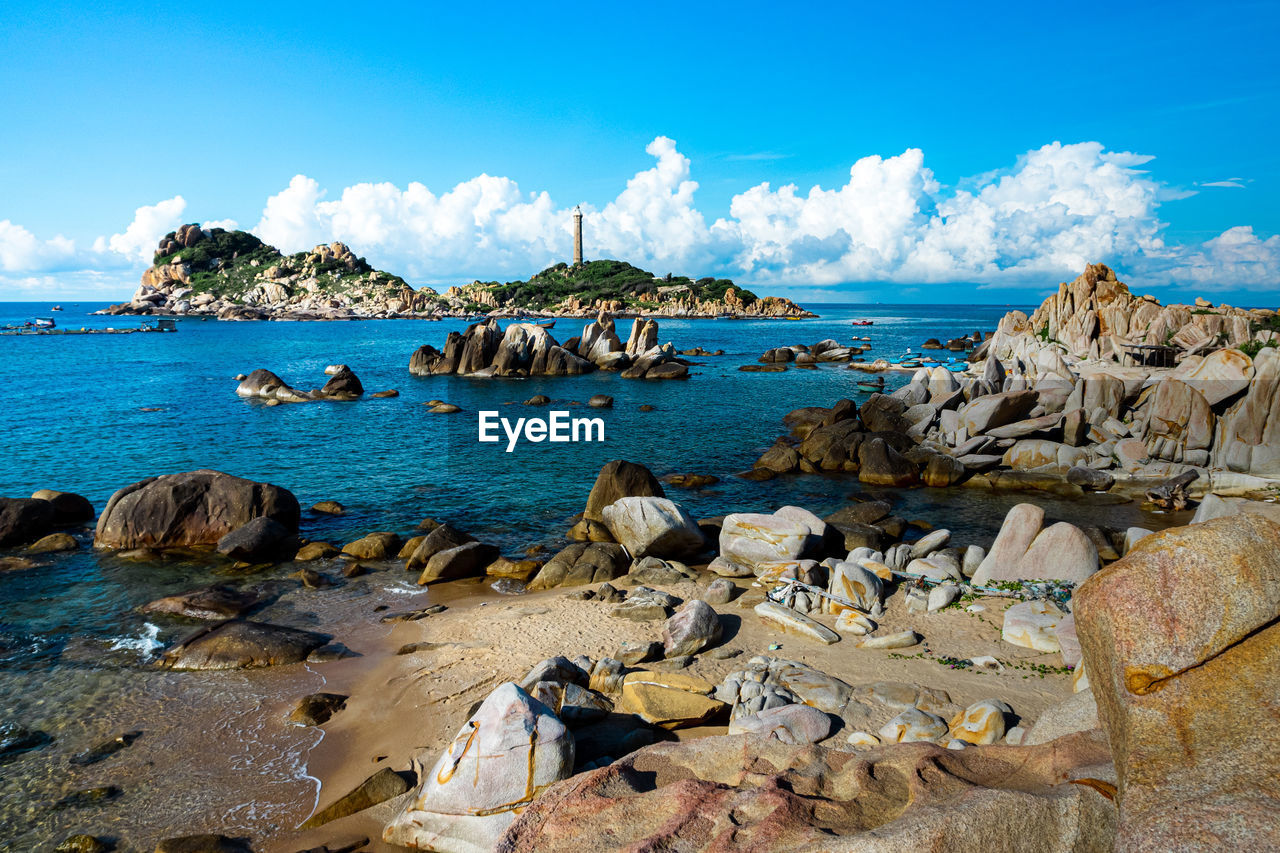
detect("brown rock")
[162,620,328,670]
[340,531,400,560]
[288,692,348,726]
[1074,515,1280,852]
[26,532,77,553]
[583,460,665,522]
[94,470,299,550]
[500,732,1115,851]
[301,767,411,828]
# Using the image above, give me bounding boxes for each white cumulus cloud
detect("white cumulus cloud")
[2,138,1278,299]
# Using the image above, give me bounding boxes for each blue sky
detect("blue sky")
[1,0,1277,303]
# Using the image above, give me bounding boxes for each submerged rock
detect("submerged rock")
[162,620,329,670]
[143,584,260,620]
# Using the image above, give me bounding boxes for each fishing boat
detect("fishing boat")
[535,319,555,329]
[856,379,885,392]
[51,305,63,311]
[851,319,874,326]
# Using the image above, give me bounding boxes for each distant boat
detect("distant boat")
[34,317,55,329]
[851,319,874,326]
[535,319,555,329]
[51,305,63,311]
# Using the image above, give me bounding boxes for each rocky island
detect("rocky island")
[99,225,812,321]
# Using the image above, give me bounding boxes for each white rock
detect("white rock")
[754,601,840,644]
[720,512,809,571]
[1191,494,1239,525]
[384,682,573,852]
[927,582,960,612]
[846,731,881,747]
[728,703,833,744]
[601,497,703,560]
[826,560,883,612]
[1001,600,1065,652]
[878,708,949,743]
[948,699,1011,745]
[1122,527,1154,555]
[835,611,877,635]
[909,529,951,558]
[857,630,921,650]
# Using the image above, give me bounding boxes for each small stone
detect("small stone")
[288,692,348,726]
[948,699,1011,745]
[616,641,662,665]
[311,500,345,515]
[858,630,921,650]
[879,707,949,743]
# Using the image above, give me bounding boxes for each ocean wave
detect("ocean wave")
[108,622,162,659]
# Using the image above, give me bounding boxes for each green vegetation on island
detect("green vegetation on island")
[462,260,758,312]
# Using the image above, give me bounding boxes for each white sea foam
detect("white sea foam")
[383,583,429,595]
[109,622,162,658]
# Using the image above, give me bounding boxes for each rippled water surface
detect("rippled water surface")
[0,300,1177,849]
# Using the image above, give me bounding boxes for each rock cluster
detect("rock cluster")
[409,313,692,379]
[103,225,440,320]
[761,340,1280,494]
[235,365,371,404]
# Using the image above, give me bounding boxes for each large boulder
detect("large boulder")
[1074,515,1280,852]
[417,541,500,584]
[215,516,296,562]
[499,733,1116,851]
[235,368,291,399]
[958,390,1038,436]
[600,497,704,560]
[384,682,574,851]
[1215,347,1280,477]
[526,542,628,589]
[320,366,364,397]
[0,498,55,547]
[662,600,721,658]
[583,460,665,522]
[162,620,328,670]
[857,437,919,487]
[407,523,475,571]
[718,512,810,574]
[94,471,299,550]
[972,504,1098,586]
[29,489,94,524]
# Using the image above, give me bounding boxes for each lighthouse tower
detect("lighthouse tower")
[572,206,584,266]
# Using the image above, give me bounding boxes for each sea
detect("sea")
[0,301,1176,849]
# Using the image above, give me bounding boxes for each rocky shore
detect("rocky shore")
[4,450,1279,851]
[750,264,1280,501]
[98,226,813,322]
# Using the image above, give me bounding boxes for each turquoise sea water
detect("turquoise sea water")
[0,300,1176,848]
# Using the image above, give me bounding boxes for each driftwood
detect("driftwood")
[1145,469,1200,511]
